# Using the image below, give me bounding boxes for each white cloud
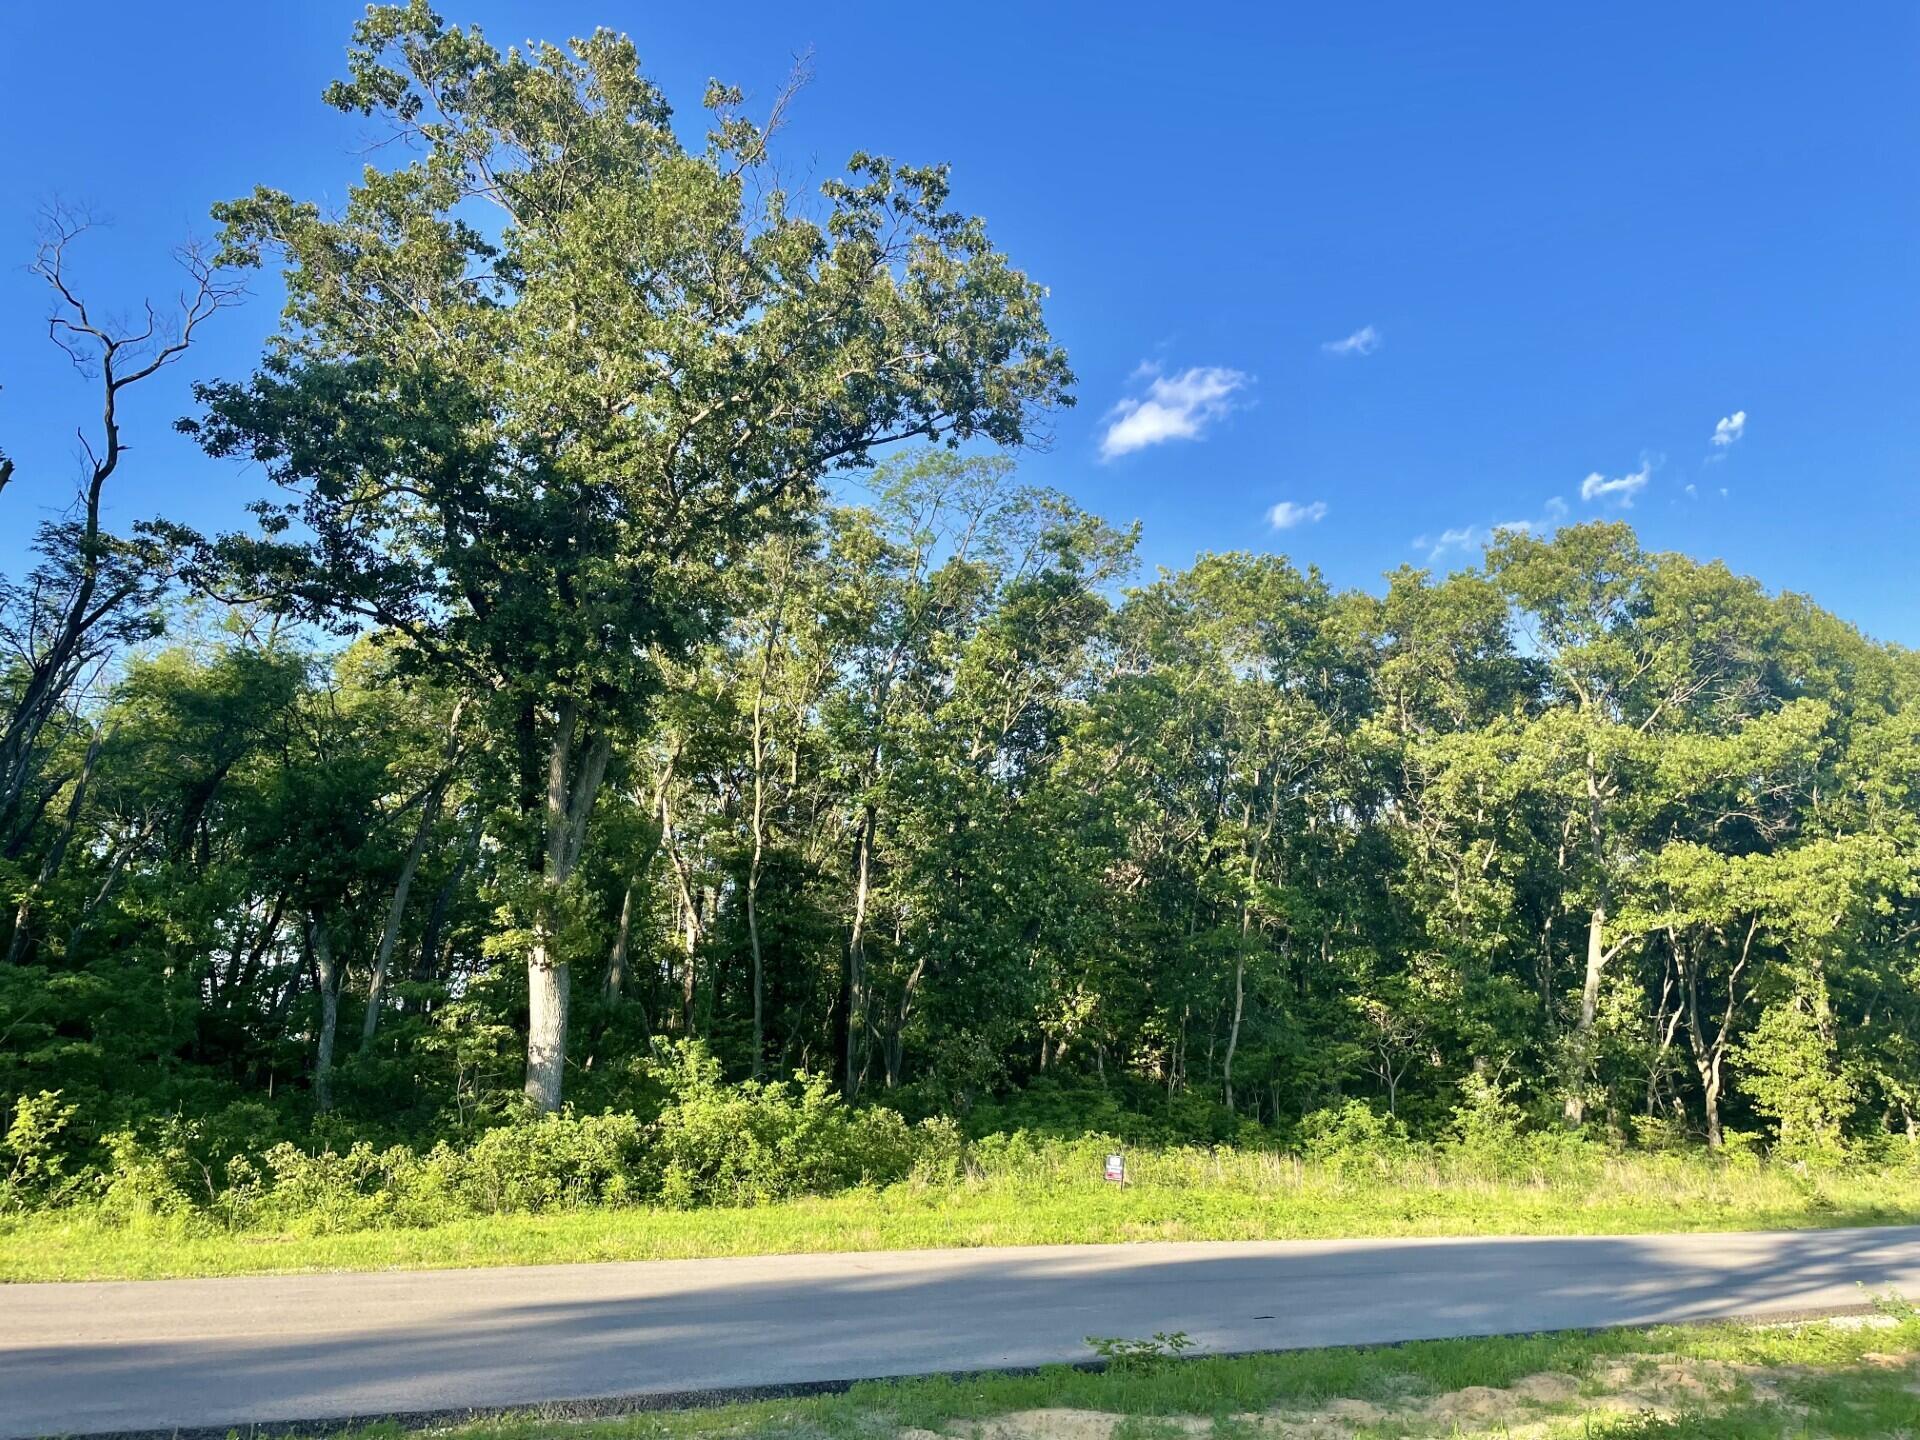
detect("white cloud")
[1415,496,1570,566]
[1711,410,1748,448]
[1415,525,1481,563]
[1267,499,1328,530]
[1580,462,1651,507]
[1321,324,1380,357]
[1100,363,1250,459]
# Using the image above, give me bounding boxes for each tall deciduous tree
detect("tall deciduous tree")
[186,5,1070,1109]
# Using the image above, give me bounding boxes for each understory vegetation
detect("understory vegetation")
[6,5,1920,1264]
[265,1311,1920,1439]
[7,1069,1919,1282]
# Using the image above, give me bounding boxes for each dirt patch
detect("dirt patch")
[1508,1372,1580,1404]
[965,1412,1217,1440]
[903,1339,1918,1439]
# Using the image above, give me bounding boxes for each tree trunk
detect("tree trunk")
[309,913,340,1114]
[745,724,769,1081]
[1222,952,1245,1113]
[1698,1053,1724,1150]
[364,701,464,1048]
[1564,751,1612,1127]
[743,562,790,1081]
[411,812,481,1012]
[361,781,444,1049]
[843,803,876,1100]
[524,949,570,1110]
[1678,917,1755,1151]
[524,703,612,1112]
[1563,900,1606,1126]
[604,880,634,1002]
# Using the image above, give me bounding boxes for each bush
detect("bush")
[642,1041,920,1207]
[1296,1100,1412,1175]
[249,1142,412,1233]
[460,1111,646,1213]
[96,1127,206,1224]
[0,1090,80,1212]
[909,1114,966,1184]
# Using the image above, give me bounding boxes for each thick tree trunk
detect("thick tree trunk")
[524,949,570,1108]
[523,703,611,1112]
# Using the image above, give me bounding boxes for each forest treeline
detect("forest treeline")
[4,6,1918,1199]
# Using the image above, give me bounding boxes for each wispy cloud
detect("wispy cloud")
[1100,363,1250,460]
[1580,461,1651,507]
[1414,525,1481,563]
[1711,410,1748,448]
[1414,499,1565,566]
[1267,500,1328,530]
[1321,324,1380,358]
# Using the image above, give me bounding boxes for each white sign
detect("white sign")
[1104,1152,1126,1183]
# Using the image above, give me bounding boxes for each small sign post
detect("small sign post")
[1104,1151,1126,1184]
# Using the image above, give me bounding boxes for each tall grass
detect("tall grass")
[5,1130,1914,1282]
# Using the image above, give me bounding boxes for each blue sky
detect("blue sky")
[4,4,1917,641]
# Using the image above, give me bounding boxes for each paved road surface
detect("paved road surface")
[6,1226,1920,1438]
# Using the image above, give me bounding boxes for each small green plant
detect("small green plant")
[0,1090,80,1212]
[1085,1330,1194,1374]
[1863,1284,1919,1322]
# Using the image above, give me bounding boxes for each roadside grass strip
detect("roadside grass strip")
[293,1307,1920,1440]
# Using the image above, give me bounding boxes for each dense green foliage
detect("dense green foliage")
[9,1124,1919,1282]
[5,7,1919,1231]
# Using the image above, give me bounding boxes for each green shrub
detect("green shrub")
[643,1041,919,1207]
[459,1110,646,1213]
[0,1090,81,1212]
[95,1127,206,1224]
[1296,1099,1411,1174]
[248,1142,408,1233]
[1737,999,1856,1165]
[909,1114,966,1184]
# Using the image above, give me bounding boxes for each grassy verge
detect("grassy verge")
[308,1308,1920,1439]
[6,1148,1918,1283]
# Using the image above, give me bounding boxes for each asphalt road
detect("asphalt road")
[6,1226,1920,1438]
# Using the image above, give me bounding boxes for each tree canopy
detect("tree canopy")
[4,8,1917,1181]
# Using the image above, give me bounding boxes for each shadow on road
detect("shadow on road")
[5,1226,1918,1438]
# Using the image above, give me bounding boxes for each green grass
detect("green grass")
[6,1146,1918,1282]
[289,1309,1920,1439]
